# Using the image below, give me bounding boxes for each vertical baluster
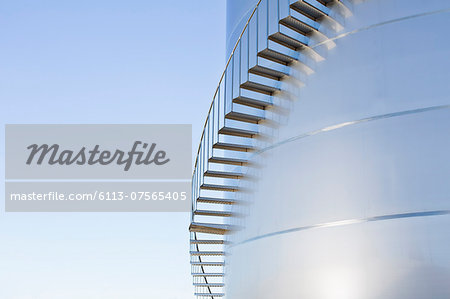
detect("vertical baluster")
[203,124,209,171]
[217,84,220,134]
[212,97,216,146]
[225,58,233,115]
[196,160,200,207]
[199,139,204,187]
[202,135,206,181]
[219,78,225,130]
[279,0,291,20]
[257,0,268,53]
[192,168,196,219]
[233,41,241,101]
[205,117,209,169]
[240,26,249,87]
[214,92,219,145]
[209,114,213,159]
[248,14,258,70]
[268,0,279,36]
[195,168,198,213]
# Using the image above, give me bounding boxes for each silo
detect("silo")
[191,1,450,298]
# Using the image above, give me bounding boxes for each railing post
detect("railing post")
[257,0,268,53]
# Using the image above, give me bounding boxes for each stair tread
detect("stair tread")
[270,27,324,61]
[269,31,308,51]
[189,222,231,235]
[291,0,329,21]
[191,261,225,266]
[213,141,254,152]
[196,197,236,205]
[280,15,317,35]
[249,64,288,80]
[192,273,224,276]
[190,251,225,256]
[193,283,225,287]
[233,94,272,109]
[190,239,225,244]
[225,110,264,124]
[200,184,239,192]
[194,209,233,217]
[258,47,298,65]
[241,80,280,95]
[209,156,248,166]
[218,126,257,138]
[204,170,244,178]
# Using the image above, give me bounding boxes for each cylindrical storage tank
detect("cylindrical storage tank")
[225,0,450,298]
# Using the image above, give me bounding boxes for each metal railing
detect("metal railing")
[191,0,305,215]
[192,0,263,174]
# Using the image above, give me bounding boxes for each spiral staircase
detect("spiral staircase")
[189,0,355,297]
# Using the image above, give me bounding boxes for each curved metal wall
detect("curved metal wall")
[226,0,450,298]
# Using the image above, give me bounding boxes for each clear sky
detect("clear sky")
[0,1,226,298]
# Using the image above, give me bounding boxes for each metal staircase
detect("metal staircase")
[190,0,355,297]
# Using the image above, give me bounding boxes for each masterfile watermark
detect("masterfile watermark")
[26,141,170,171]
[6,124,191,179]
[5,182,191,212]
[5,124,192,212]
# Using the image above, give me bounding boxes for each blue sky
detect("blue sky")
[0,1,226,298]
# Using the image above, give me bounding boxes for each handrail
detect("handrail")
[192,0,263,177]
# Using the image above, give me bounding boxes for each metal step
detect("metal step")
[269,31,307,51]
[271,22,310,48]
[240,80,278,96]
[191,261,225,266]
[282,9,336,50]
[269,27,324,61]
[204,170,243,179]
[240,74,280,95]
[290,1,345,33]
[200,184,238,192]
[279,14,318,36]
[189,222,231,235]
[194,293,225,297]
[226,103,265,124]
[213,141,254,152]
[225,111,263,124]
[190,251,225,256]
[318,0,335,4]
[233,90,272,109]
[320,0,352,18]
[218,126,257,138]
[258,41,299,65]
[192,273,224,277]
[190,239,225,244]
[249,64,288,81]
[209,156,248,166]
[290,0,329,21]
[194,284,225,290]
[319,0,350,10]
[196,197,236,205]
[194,210,233,217]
